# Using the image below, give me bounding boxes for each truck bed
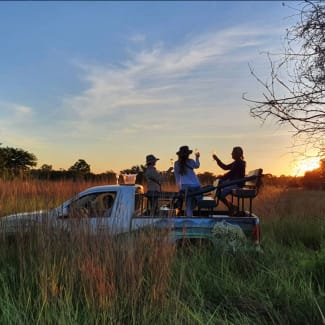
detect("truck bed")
[131,211,261,247]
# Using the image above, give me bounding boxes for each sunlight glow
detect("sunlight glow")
[291,157,320,176]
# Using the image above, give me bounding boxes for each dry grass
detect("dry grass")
[254,185,325,220]
[0,179,114,217]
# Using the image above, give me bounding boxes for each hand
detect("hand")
[212,154,218,161]
[167,166,174,173]
[194,148,200,158]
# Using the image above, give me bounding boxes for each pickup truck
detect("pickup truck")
[0,184,261,249]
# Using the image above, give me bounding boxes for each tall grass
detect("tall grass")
[1,226,176,323]
[0,179,112,217]
[0,180,324,324]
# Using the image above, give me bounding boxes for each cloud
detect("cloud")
[57,23,284,144]
[130,25,275,76]
[0,24,279,148]
[0,102,36,141]
[0,101,33,118]
[13,104,33,115]
[12,104,33,121]
[128,33,146,43]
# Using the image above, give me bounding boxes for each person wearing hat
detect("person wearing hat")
[144,154,173,215]
[174,146,201,217]
[212,146,246,214]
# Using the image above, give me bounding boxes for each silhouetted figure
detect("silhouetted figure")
[102,194,114,217]
[212,146,246,214]
[144,154,173,215]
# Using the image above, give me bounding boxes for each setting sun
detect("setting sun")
[291,157,320,176]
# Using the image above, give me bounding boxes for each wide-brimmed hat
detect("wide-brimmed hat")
[146,154,159,165]
[176,145,193,156]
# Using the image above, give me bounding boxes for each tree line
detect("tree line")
[263,158,325,190]
[0,144,216,184]
[0,144,116,182]
[0,144,324,190]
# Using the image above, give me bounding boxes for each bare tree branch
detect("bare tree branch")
[244,1,325,159]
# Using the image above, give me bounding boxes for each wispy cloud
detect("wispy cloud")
[128,33,146,43]
[0,102,35,135]
[0,101,33,118]
[65,24,276,133]
[13,104,33,115]
[0,24,281,149]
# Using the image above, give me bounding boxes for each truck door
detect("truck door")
[63,191,118,234]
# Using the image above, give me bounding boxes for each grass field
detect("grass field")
[0,180,324,324]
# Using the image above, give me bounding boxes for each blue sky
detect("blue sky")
[0,1,311,176]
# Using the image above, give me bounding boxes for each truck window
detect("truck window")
[99,193,116,217]
[134,193,145,216]
[68,192,117,218]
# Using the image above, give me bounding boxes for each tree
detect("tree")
[244,1,325,159]
[40,164,53,171]
[303,169,322,189]
[0,145,37,176]
[68,159,91,174]
[320,158,325,189]
[197,171,216,185]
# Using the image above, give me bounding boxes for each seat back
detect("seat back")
[200,179,220,199]
[196,179,221,214]
[244,168,263,193]
[210,179,220,198]
[231,168,263,216]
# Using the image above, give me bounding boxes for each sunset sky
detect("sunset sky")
[0,1,314,176]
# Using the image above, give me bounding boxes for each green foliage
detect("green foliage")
[40,164,53,171]
[68,159,91,174]
[269,217,324,251]
[0,145,37,177]
[300,248,325,290]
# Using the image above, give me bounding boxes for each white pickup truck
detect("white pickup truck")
[0,183,261,249]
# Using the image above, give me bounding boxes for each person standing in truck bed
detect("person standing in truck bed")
[173,145,201,217]
[144,154,173,215]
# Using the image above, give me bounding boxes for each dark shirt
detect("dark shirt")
[216,158,246,186]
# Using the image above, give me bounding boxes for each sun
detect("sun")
[291,157,320,176]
